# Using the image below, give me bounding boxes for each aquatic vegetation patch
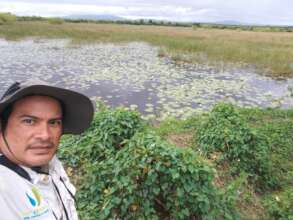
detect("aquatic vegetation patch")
[0,39,292,120]
[1,22,293,77]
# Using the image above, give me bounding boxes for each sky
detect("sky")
[0,0,292,26]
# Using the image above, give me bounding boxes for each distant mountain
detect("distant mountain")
[64,14,125,21]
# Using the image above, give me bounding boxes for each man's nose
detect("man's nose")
[36,123,51,140]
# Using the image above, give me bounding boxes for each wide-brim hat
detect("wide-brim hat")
[0,80,95,134]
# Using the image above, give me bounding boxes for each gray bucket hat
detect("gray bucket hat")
[0,80,95,134]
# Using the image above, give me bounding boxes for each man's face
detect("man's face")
[0,95,63,167]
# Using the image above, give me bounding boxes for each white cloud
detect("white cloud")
[0,1,214,22]
[0,0,293,25]
[0,2,126,17]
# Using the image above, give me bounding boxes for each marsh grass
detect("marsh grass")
[1,21,293,77]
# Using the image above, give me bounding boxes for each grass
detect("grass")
[1,21,293,77]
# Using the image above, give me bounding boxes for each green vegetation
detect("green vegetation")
[16,15,293,32]
[80,133,239,219]
[239,107,293,190]
[64,18,192,27]
[59,107,145,167]
[196,103,274,192]
[59,103,293,219]
[159,104,293,219]
[0,12,17,25]
[47,17,64,25]
[194,23,293,33]
[262,188,293,220]
[60,107,240,219]
[0,18,293,77]
[1,13,291,218]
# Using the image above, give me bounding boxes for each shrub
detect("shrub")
[196,103,274,191]
[59,107,145,167]
[77,132,239,220]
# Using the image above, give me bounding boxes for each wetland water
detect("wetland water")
[0,38,293,120]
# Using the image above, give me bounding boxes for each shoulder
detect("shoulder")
[0,164,33,202]
[50,156,77,195]
[49,155,68,178]
[0,165,26,191]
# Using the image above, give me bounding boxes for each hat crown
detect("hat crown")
[22,79,49,86]
[1,79,53,101]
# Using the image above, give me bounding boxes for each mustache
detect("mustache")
[29,141,55,148]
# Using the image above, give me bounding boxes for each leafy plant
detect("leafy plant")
[58,104,293,219]
[77,132,239,220]
[196,103,274,191]
[59,107,145,167]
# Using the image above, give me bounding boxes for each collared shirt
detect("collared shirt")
[0,154,78,220]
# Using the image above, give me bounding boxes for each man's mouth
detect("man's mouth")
[29,144,54,154]
[30,146,53,149]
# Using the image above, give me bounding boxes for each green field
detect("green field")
[1,20,293,78]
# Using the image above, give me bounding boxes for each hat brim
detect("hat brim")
[0,85,94,134]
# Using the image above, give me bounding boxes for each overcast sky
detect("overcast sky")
[0,0,292,25]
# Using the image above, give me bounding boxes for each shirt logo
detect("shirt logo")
[26,187,41,207]
[23,187,49,219]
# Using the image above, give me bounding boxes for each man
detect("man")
[0,80,94,220]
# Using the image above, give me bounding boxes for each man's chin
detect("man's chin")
[26,154,54,167]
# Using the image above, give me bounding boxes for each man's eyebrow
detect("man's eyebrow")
[18,115,62,120]
[18,115,38,119]
[48,117,63,121]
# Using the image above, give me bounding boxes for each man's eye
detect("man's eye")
[49,120,62,126]
[22,119,35,124]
